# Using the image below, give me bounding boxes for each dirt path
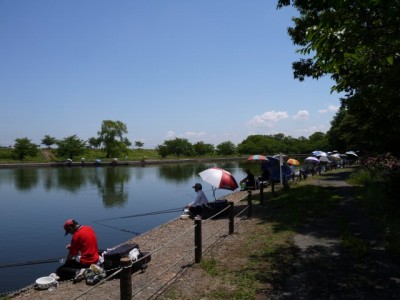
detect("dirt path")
[40,149,56,161]
[269,171,400,299]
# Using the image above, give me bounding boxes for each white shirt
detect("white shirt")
[189,190,209,207]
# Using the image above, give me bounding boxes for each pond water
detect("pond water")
[0,160,257,295]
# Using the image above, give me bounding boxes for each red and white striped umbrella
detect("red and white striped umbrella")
[198,167,239,191]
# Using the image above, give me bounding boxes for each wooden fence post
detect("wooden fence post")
[120,257,132,300]
[194,218,202,263]
[229,201,234,234]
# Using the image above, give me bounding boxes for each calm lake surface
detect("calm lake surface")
[0,160,255,295]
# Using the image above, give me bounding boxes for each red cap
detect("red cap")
[64,219,76,236]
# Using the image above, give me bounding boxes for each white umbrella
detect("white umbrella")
[304,156,320,164]
[329,153,341,161]
[319,155,330,162]
[199,167,239,199]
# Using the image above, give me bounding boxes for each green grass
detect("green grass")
[349,169,400,261]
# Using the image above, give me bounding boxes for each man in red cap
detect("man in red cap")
[56,219,100,282]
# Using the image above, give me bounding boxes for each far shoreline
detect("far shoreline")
[0,156,245,169]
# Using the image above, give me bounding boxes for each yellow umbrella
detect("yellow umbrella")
[287,158,300,166]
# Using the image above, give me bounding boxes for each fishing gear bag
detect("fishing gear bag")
[102,243,151,275]
[202,199,229,218]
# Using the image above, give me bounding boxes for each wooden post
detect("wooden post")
[194,218,202,263]
[259,185,264,205]
[229,201,234,234]
[247,191,252,218]
[120,257,132,300]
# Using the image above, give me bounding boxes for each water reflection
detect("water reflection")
[56,167,87,192]
[158,163,198,182]
[98,167,130,207]
[10,167,133,208]
[13,168,39,191]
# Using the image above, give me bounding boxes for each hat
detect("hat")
[64,219,77,236]
[192,183,202,189]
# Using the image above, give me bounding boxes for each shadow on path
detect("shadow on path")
[270,170,400,300]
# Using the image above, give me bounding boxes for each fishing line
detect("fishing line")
[0,258,62,269]
[92,207,183,222]
[92,220,141,236]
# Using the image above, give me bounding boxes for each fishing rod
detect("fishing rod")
[93,220,141,236]
[0,258,63,269]
[93,207,183,222]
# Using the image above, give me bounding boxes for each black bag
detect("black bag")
[102,243,151,275]
[203,199,229,218]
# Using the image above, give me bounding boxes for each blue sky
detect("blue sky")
[0,1,340,149]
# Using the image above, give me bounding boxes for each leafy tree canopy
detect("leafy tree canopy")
[97,120,130,158]
[158,138,193,157]
[13,138,38,160]
[216,141,236,155]
[41,135,56,148]
[193,141,215,156]
[56,135,86,159]
[277,0,400,156]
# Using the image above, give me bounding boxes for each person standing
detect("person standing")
[186,183,209,218]
[56,219,100,282]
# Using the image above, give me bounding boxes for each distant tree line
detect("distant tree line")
[9,119,333,160]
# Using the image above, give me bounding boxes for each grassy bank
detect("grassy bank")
[0,148,243,164]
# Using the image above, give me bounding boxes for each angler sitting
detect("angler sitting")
[186,183,209,218]
[57,219,101,283]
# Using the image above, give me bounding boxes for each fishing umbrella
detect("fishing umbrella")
[304,156,320,164]
[287,158,300,166]
[319,155,330,162]
[199,167,239,199]
[312,150,326,157]
[247,154,268,161]
[345,151,358,159]
[329,153,341,161]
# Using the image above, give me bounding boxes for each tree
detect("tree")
[216,141,236,155]
[155,144,169,158]
[97,120,130,158]
[277,0,400,155]
[193,141,214,156]
[88,137,102,149]
[308,132,329,152]
[56,135,86,159]
[13,138,38,160]
[135,141,144,149]
[161,138,193,157]
[41,135,56,149]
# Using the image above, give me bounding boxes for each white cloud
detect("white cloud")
[292,110,309,120]
[184,131,206,138]
[165,131,176,139]
[318,105,339,113]
[247,111,289,128]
